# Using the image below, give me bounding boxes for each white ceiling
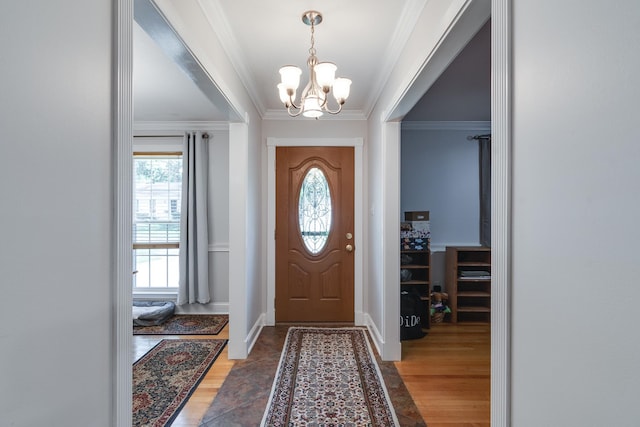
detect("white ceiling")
[133,22,225,122]
[133,0,490,123]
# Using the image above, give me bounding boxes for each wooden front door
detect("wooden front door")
[275,146,355,322]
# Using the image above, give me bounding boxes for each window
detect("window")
[133,153,182,290]
[298,167,332,254]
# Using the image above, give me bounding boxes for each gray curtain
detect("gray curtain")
[178,131,210,305]
[479,137,491,247]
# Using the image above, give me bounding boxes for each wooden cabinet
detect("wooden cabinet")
[446,246,491,323]
[401,249,431,329]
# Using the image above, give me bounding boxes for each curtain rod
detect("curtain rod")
[467,133,491,141]
[134,133,209,138]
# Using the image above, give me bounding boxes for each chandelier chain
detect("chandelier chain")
[309,21,316,57]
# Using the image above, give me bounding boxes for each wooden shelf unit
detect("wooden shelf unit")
[401,249,431,329]
[446,246,491,323]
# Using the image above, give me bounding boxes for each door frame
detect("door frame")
[266,137,364,326]
[116,1,512,425]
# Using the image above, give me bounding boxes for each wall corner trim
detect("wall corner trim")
[401,121,491,131]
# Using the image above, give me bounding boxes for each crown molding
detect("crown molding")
[262,109,367,121]
[363,0,428,118]
[134,121,229,132]
[196,0,266,116]
[401,120,491,131]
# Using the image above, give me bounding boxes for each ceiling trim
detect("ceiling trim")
[262,109,367,121]
[134,120,230,132]
[363,0,428,118]
[401,120,491,131]
[197,0,265,116]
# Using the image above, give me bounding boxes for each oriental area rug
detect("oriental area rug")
[261,327,400,427]
[133,314,228,335]
[132,339,226,427]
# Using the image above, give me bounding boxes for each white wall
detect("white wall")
[511,0,640,425]
[0,1,114,426]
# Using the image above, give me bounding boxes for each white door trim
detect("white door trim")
[490,1,512,425]
[266,137,364,326]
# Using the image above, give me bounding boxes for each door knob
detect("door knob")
[346,244,354,252]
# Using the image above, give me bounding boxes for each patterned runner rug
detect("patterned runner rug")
[261,327,400,426]
[133,339,226,427]
[133,314,228,335]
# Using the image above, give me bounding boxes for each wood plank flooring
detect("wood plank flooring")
[397,323,491,427]
[132,322,490,426]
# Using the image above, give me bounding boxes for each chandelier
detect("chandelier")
[277,11,352,118]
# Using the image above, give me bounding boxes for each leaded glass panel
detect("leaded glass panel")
[298,167,332,254]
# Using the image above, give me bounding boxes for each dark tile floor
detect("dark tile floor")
[199,325,426,427]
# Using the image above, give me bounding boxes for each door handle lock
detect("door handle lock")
[345,244,354,252]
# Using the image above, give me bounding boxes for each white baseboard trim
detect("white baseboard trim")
[246,313,265,355]
[208,243,230,252]
[363,313,384,357]
[132,293,177,301]
[354,310,365,326]
[174,302,229,315]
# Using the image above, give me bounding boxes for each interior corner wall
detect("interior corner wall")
[0,0,114,425]
[207,130,230,308]
[246,116,265,337]
[364,118,386,339]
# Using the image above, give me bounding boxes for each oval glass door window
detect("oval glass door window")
[298,167,332,254]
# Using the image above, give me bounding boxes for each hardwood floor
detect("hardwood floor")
[396,323,491,427]
[132,322,490,426]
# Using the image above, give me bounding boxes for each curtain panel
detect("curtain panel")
[479,137,491,247]
[178,131,210,305]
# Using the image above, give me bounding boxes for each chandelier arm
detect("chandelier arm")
[322,99,345,115]
[285,99,304,117]
[287,107,305,117]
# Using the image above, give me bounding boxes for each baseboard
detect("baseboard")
[174,301,229,315]
[363,313,384,357]
[246,313,265,355]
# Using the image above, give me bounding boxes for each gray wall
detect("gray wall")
[401,125,485,290]
[0,0,114,425]
[511,0,640,424]
[207,130,230,306]
[401,126,482,248]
